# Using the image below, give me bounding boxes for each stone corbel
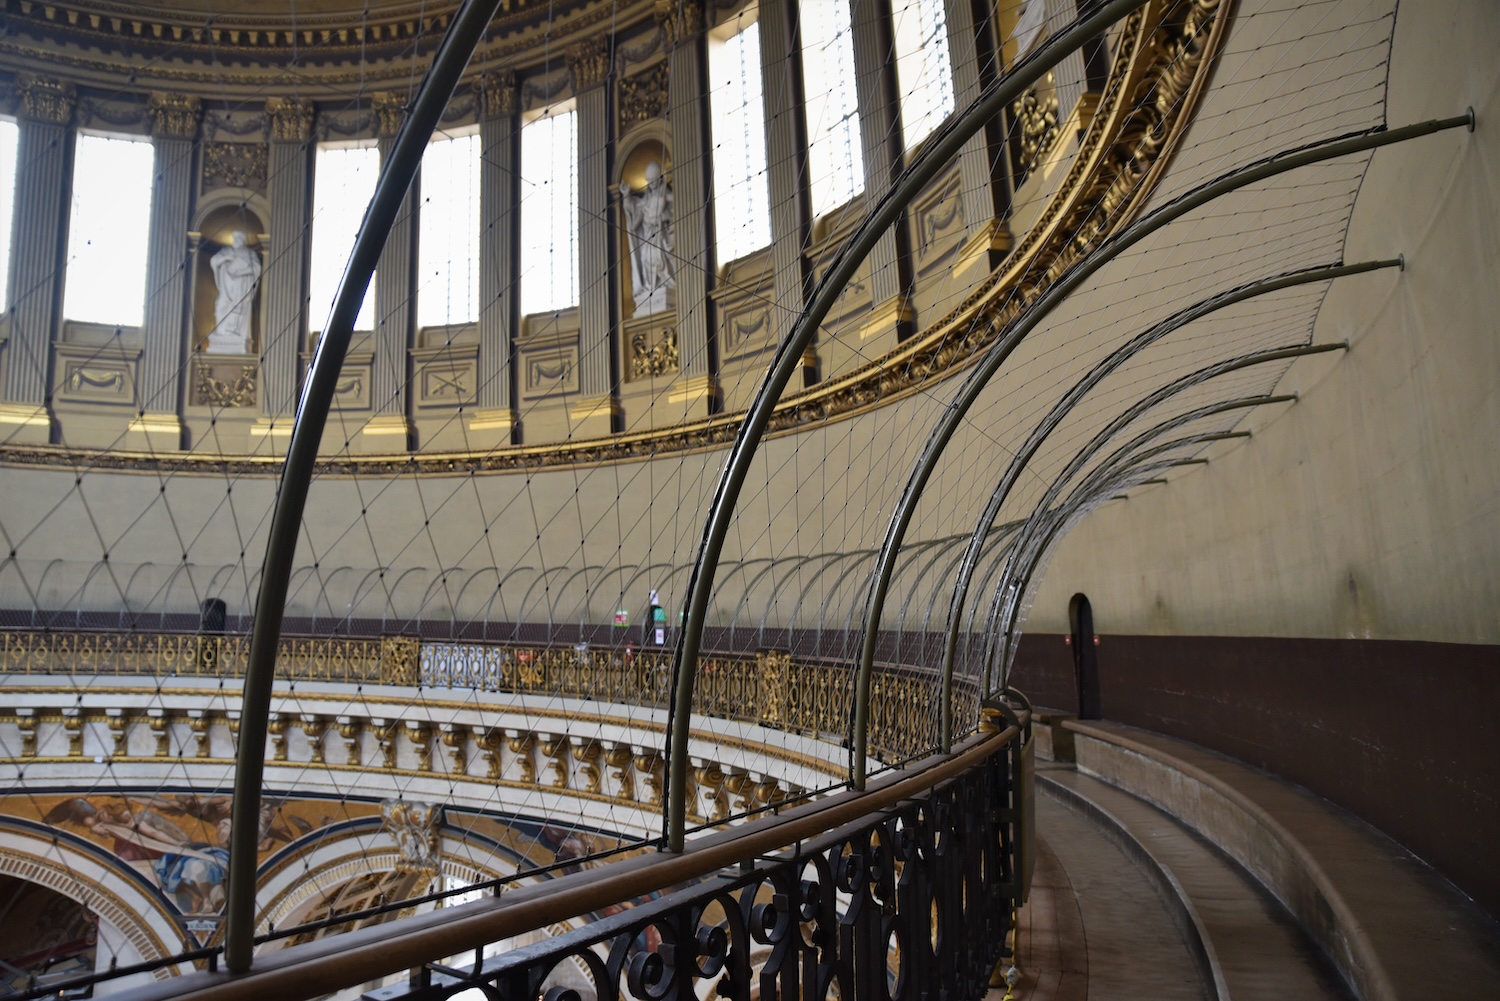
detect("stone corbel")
[187,710,211,758]
[475,728,503,779]
[371,718,399,769]
[148,709,172,758]
[723,767,755,815]
[441,723,468,775]
[570,737,603,794]
[301,715,327,765]
[337,715,363,766]
[540,733,570,789]
[105,708,127,757]
[16,709,37,758]
[634,747,663,806]
[266,713,289,762]
[505,730,537,784]
[406,721,433,772]
[62,708,84,757]
[606,742,635,802]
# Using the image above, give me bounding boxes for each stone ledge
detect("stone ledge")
[1063,719,1500,1001]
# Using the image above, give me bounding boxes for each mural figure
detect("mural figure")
[620,161,675,315]
[206,230,262,354]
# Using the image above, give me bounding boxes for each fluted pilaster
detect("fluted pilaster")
[662,1,715,389]
[570,41,618,404]
[757,0,813,346]
[260,98,313,419]
[475,72,518,423]
[373,95,417,431]
[3,76,75,435]
[945,0,1010,270]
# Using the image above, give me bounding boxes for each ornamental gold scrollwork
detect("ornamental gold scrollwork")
[203,142,269,191]
[631,327,679,380]
[619,62,670,126]
[1012,78,1060,176]
[194,363,257,409]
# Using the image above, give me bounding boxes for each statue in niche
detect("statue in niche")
[206,230,262,354]
[620,161,675,315]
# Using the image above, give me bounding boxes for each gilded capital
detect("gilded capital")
[568,37,612,91]
[373,92,407,138]
[654,0,704,48]
[477,70,518,119]
[264,96,314,142]
[17,74,76,125]
[147,92,202,139]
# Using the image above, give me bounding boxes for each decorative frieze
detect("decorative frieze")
[203,142,268,191]
[630,325,679,380]
[619,62,669,128]
[147,92,202,139]
[265,97,314,142]
[16,74,75,124]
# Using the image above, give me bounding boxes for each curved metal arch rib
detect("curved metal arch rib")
[850,115,1471,788]
[228,0,509,973]
[664,0,1155,849]
[989,342,1346,672]
[934,259,1399,745]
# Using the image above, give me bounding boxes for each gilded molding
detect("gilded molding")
[373,91,408,138]
[476,70,519,119]
[654,0,704,48]
[0,0,1229,478]
[568,37,613,91]
[16,73,75,124]
[264,96,314,142]
[202,142,269,191]
[146,91,201,139]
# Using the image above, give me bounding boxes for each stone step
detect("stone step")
[1040,762,1351,1001]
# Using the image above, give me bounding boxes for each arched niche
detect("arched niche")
[189,192,270,357]
[614,125,672,324]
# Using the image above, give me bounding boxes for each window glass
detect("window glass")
[0,120,16,310]
[63,133,155,326]
[310,142,379,332]
[418,131,481,329]
[710,14,772,263]
[519,103,579,314]
[892,0,955,147]
[801,1,864,216]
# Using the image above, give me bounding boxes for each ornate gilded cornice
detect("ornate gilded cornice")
[16,74,76,124]
[0,0,1230,478]
[654,0,704,48]
[477,70,519,119]
[373,91,409,138]
[568,37,613,91]
[265,96,315,142]
[146,91,201,139]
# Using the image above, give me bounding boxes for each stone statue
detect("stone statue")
[206,230,262,354]
[620,161,675,316]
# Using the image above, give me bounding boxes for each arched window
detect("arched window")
[801,1,864,216]
[519,101,580,315]
[310,141,380,333]
[709,11,771,263]
[63,133,155,326]
[892,0,955,148]
[417,130,481,329]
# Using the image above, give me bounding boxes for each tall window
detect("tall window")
[63,133,155,326]
[519,103,579,315]
[310,142,379,333]
[418,131,481,329]
[709,14,771,263]
[0,120,16,310]
[801,2,864,217]
[892,0,955,148]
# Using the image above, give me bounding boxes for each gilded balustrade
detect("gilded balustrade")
[0,630,973,762]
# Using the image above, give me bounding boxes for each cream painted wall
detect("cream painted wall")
[1028,1,1500,644]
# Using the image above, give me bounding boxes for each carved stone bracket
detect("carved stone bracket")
[265,97,315,143]
[568,37,613,92]
[147,92,202,140]
[16,74,76,124]
[476,70,518,120]
[654,0,704,48]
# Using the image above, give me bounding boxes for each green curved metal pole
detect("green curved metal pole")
[224,0,505,975]
[662,0,1152,849]
[850,113,1472,789]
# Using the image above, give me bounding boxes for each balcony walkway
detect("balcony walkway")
[999,718,1500,1000]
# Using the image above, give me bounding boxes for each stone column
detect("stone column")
[358,91,416,452]
[946,0,1013,286]
[253,97,314,452]
[849,0,914,342]
[469,71,520,445]
[1,75,75,443]
[128,93,202,451]
[659,0,719,416]
[757,0,813,347]
[568,38,622,438]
